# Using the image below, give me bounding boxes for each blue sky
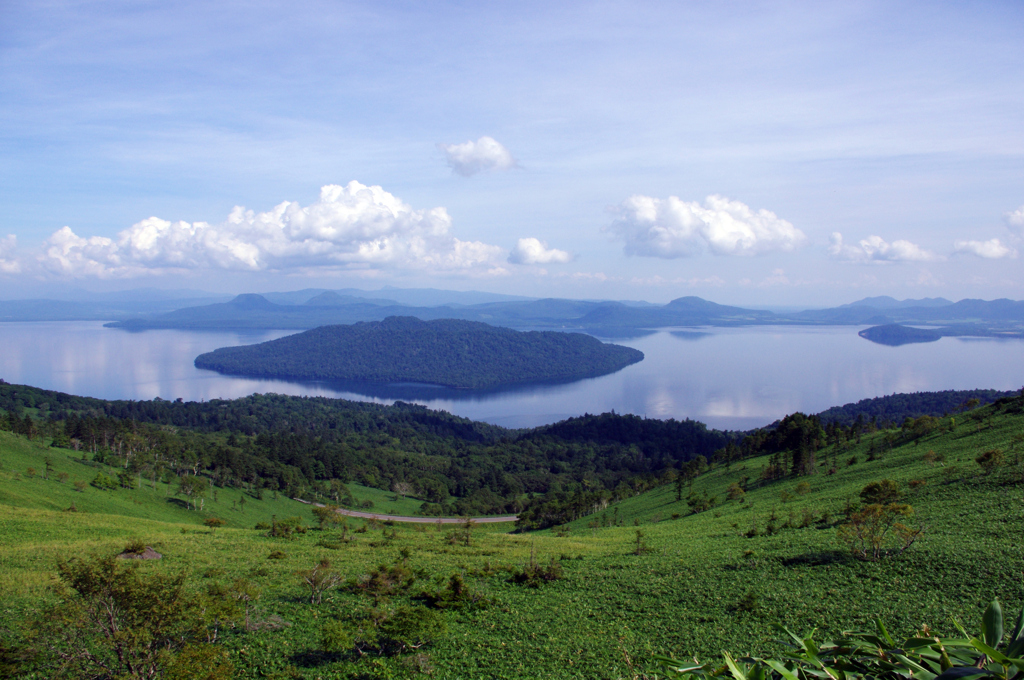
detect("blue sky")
[1,0,1022,304]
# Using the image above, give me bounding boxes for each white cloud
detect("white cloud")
[439,136,517,176]
[1005,206,1024,238]
[37,181,506,278]
[608,194,805,258]
[0,235,20,274]
[954,238,1016,259]
[507,237,572,265]
[828,232,939,263]
[759,268,790,287]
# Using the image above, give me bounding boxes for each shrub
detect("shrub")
[733,590,759,614]
[91,472,118,491]
[419,573,489,610]
[350,561,416,602]
[510,548,563,587]
[837,500,922,561]
[267,550,287,560]
[859,479,901,505]
[297,558,343,605]
[267,516,306,539]
[311,504,342,530]
[977,448,1005,473]
[686,491,717,514]
[122,539,147,556]
[324,605,446,657]
[29,555,233,680]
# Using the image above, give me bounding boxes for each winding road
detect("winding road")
[294,498,518,524]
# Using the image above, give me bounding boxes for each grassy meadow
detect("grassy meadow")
[2,401,1024,678]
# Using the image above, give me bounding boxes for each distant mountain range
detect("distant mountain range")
[101,291,1024,335]
[2,286,1023,344]
[836,296,953,310]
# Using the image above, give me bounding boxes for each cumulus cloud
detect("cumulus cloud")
[953,238,1016,259]
[507,237,572,265]
[0,235,20,273]
[37,181,506,278]
[1005,206,1024,238]
[607,194,805,258]
[828,232,939,263]
[440,136,517,176]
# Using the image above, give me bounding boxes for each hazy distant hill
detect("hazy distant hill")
[790,297,1024,327]
[194,316,644,389]
[106,293,647,331]
[838,295,953,310]
[0,296,231,322]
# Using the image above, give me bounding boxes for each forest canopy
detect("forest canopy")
[193,316,644,389]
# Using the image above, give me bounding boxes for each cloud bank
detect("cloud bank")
[953,238,1016,259]
[440,136,517,176]
[507,238,572,265]
[608,195,805,258]
[37,182,506,278]
[828,232,939,263]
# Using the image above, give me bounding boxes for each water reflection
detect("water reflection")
[0,322,1022,431]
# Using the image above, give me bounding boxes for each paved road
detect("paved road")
[294,498,517,524]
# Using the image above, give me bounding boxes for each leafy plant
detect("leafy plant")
[657,598,1024,680]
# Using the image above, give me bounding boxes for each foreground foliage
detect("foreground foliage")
[659,598,1024,680]
[27,555,234,680]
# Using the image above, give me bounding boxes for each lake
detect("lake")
[1,321,1021,430]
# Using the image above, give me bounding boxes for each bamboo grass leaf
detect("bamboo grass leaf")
[984,600,1005,651]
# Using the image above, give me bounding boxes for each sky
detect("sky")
[1,0,1022,306]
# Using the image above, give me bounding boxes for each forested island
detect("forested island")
[193,316,644,389]
[857,323,941,345]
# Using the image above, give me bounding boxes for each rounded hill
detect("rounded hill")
[194,316,644,389]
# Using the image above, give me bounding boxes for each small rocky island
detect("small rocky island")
[194,316,644,389]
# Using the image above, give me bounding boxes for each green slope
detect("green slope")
[2,401,1024,679]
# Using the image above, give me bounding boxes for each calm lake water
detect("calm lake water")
[1,321,1022,431]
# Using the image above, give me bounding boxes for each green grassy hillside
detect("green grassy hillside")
[2,400,1023,678]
